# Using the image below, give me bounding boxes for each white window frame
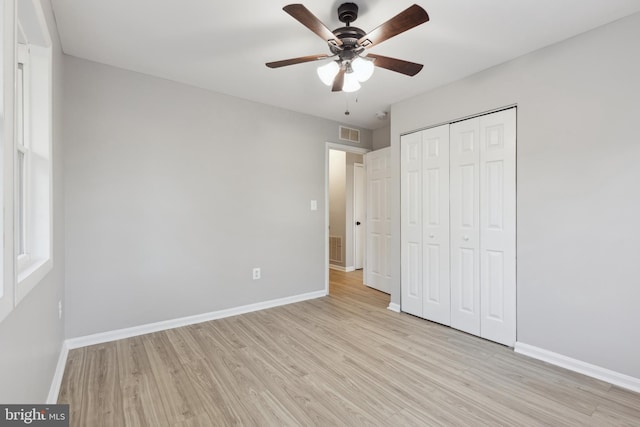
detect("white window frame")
[0,0,15,323]
[0,0,53,321]
[16,43,30,270]
[13,7,53,304]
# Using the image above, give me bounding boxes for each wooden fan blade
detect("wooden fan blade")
[266,54,331,68]
[358,4,429,49]
[283,4,342,46]
[332,68,346,92]
[367,54,423,76]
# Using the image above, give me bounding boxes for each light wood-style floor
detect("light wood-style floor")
[59,270,640,426]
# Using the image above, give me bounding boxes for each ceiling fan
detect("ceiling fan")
[266,3,429,93]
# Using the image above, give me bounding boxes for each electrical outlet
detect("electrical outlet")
[252,268,261,280]
[58,300,62,320]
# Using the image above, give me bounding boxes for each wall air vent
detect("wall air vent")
[339,126,360,143]
[329,236,344,264]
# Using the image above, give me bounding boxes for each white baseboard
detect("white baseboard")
[329,264,355,272]
[65,290,326,350]
[47,341,69,404]
[514,342,640,393]
[387,303,401,313]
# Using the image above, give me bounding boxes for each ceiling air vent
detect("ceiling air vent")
[339,126,360,143]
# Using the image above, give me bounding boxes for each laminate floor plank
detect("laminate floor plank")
[79,344,125,427]
[187,328,263,426]
[462,365,595,426]
[591,403,640,427]
[141,332,207,425]
[58,269,640,426]
[57,345,87,424]
[115,337,170,427]
[487,351,619,416]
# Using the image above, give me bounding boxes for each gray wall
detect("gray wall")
[372,124,391,150]
[391,13,640,378]
[63,56,371,338]
[0,0,65,403]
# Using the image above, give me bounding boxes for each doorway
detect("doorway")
[324,143,369,295]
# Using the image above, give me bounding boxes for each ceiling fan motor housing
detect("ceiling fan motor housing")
[338,3,359,25]
[330,26,366,59]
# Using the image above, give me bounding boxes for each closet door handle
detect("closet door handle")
[429,234,435,239]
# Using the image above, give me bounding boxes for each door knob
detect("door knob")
[463,235,470,241]
[356,221,361,226]
[429,234,435,239]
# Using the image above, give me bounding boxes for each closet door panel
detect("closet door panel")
[480,109,517,346]
[401,132,423,316]
[422,125,451,325]
[450,118,481,336]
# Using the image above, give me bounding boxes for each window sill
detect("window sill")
[16,257,53,304]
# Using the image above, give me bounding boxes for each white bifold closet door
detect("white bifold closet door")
[450,109,516,345]
[401,125,450,325]
[401,108,516,346]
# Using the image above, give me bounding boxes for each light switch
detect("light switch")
[310,200,318,211]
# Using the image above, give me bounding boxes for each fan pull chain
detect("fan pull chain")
[344,93,361,116]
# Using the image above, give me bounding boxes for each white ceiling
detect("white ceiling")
[50,0,640,130]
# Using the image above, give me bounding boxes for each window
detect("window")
[16,46,29,266]
[0,0,53,321]
[0,0,8,322]
[14,18,53,303]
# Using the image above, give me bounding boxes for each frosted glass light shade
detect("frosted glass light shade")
[351,57,374,82]
[343,72,361,92]
[317,61,340,86]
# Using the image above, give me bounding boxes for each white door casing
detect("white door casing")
[479,109,517,346]
[365,147,391,293]
[450,117,482,336]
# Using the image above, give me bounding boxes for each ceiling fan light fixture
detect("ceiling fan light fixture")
[317,61,340,86]
[351,57,374,82]
[268,3,429,97]
[342,71,361,92]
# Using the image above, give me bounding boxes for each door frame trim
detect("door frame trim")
[325,143,370,295]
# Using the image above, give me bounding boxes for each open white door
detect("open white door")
[365,147,391,293]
